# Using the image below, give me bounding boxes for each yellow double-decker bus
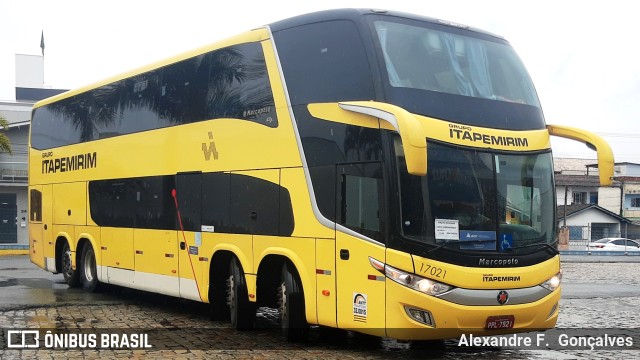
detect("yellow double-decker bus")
[29,9,614,341]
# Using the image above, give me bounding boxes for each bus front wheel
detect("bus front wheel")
[80,244,100,292]
[227,258,255,330]
[278,262,308,342]
[61,241,80,288]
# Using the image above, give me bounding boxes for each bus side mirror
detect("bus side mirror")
[308,101,427,176]
[547,124,614,186]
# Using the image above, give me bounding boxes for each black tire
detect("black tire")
[279,262,308,342]
[227,258,255,330]
[210,265,230,321]
[61,241,80,288]
[80,244,100,292]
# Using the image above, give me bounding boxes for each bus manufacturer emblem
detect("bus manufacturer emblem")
[202,131,219,160]
[497,290,509,305]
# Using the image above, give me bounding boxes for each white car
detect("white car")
[586,238,640,252]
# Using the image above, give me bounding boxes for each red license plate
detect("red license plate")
[485,315,515,329]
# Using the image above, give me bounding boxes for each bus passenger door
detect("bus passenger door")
[335,163,386,336]
[133,177,180,297]
[41,185,54,271]
[176,172,205,301]
[29,185,54,271]
[28,186,44,268]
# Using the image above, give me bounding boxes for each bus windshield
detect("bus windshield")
[374,20,539,106]
[396,138,556,253]
[370,16,544,131]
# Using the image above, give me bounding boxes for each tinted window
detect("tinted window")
[294,107,383,222]
[367,15,546,130]
[176,173,203,232]
[89,179,137,228]
[31,42,277,150]
[135,176,176,230]
[230,174,280,236]
[89,176,175,229]
[30,189,42,222]
[201,172,294,236]
[90,173,294,236]
[337,163,384,241]
[202,172,231,232]
[274,20,375,105]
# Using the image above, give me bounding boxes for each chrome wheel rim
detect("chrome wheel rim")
[279,281,287,323]
[227,274,235,310]
[83,249,95,282]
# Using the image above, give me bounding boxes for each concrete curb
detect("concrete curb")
[0,244,29,256]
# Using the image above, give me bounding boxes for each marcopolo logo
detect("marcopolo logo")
[479,258,519,266]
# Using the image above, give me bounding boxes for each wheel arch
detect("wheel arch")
[255,249,316,324]
[54,234,72,273]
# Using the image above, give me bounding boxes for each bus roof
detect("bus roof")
[34,8,504,110]
[268,8,504,41]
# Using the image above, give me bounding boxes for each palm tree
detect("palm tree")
[0,113,12,154]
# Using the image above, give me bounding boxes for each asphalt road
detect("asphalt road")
[1,255,639,359]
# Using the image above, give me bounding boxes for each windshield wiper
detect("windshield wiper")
[503,242,559,254]
[427,239,495,253]
[426,239,559,254]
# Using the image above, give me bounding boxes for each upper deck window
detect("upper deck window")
[31,42,276,150]
[369,16,545,130]
[273,20,375,105]
[376,21,539,106]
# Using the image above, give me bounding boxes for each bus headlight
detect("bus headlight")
[540,270,562,291]
[370,257,453,296]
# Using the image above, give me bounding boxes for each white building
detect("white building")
[0,54,66,245]
[554,158,640,240]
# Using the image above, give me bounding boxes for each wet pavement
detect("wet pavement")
[0,255,638,359]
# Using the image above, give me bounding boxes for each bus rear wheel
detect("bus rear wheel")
[278,262,308,342]
[227,258,255,330]
[61,241,80,288]
[80,244,100,292]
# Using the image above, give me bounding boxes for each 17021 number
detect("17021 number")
[418,263,447,279]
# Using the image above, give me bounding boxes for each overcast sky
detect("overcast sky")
[1,0,638,162]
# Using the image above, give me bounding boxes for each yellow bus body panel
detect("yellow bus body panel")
[412,255,560,289]
[100,227,134,270]
[133,229,178,277]
[280,167,334,239]
[52,182,87,225]
[385,279,560,340]
[315,238,337,327]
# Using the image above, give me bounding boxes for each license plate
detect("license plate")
[485,315,515,329]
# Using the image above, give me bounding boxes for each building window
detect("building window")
[631,197,640,208]
[590,192,598,204]
[572,191,587,205]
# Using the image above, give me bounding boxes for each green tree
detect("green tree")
[0,113,12,154]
